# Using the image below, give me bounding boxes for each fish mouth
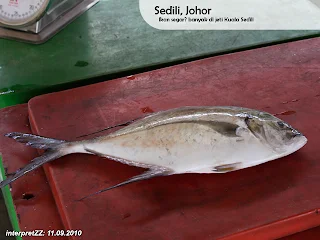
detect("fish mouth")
[287,134,308,153]
[290,128,307,142]
[291,129,303,137]
[287,128,304,140]
[283,127,307,153]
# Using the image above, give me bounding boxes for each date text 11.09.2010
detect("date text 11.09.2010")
[48,230,83,237]
[6,230,82,237]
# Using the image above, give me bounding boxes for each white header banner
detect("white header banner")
[139,0,320,30]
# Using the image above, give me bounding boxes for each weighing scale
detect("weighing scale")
[0,0,99,44]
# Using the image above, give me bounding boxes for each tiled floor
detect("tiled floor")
[0,192,12,240]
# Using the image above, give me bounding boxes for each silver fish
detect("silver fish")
[0,106,307,200]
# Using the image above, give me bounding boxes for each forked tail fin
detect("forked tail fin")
[0,132,72,188]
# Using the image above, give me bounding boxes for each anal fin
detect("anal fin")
[77,168,171,201]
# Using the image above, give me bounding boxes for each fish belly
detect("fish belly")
[83,123,276,173]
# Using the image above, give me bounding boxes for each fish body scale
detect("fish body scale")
[83,122,274,173]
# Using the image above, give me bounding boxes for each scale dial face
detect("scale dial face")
[0,0,50,26]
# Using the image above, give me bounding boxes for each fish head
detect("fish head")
[244,111,307,154]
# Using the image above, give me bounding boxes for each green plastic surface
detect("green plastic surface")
[0,157,21,240]
[0,0,319,108]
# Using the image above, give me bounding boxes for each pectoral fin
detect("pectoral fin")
[198,121,241,137]
[212,162,243,173]
[77,168,171,201]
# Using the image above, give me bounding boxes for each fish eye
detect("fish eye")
[277,121,285,128]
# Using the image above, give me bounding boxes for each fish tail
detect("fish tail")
[4,132,67,150]
[0,132,79,189]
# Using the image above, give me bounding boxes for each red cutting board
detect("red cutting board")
[0,104,65,240]
[28,37,320,240]
[281,226,320,240]
[2,107,318,240]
